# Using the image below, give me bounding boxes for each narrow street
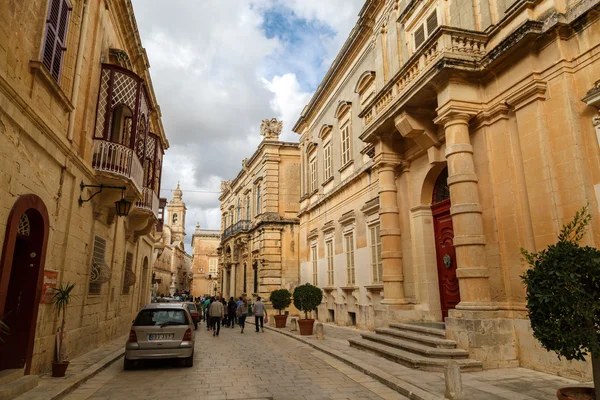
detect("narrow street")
[63,325,408,400]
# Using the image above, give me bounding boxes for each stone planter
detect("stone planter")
[274,314,287,328]
[51,361,70,377]
[556,387,595,400]
[298,319,315,336]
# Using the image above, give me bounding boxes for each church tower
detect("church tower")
[167,183,187,244]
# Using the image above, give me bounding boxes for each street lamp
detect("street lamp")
[79,181,132,217]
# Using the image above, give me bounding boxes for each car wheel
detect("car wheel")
[184,354,194,368]
[124,356,135,371]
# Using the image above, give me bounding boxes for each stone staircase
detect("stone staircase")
[0,369,38,400]
[348,322,483,372]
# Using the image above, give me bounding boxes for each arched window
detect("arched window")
[432,168,450,204]
[173,213,178,224]
[108,105,133,145]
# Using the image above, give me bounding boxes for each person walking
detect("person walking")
[252,296,267,333]
[204,297,212,330]
[236,297,248,333]
[221,298,228,327]
[209,297,224,337]
[227,297,237,328]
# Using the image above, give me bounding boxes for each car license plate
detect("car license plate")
[148,334,173,340]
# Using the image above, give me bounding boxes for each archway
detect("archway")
[431,168,460,319]
[0,195,50,374]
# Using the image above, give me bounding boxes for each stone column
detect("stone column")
[376,156,407,305]
[230,264,236,298]
[439,113,492,308]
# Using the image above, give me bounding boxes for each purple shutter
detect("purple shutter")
[42,0,71,82]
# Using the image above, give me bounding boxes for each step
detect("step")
[389,322,447,338]
[361,332,468,359]
[410,322,446,330]
[348,338,483,372]
[0,375,39,400]
[0,370,22,387]
[375,327,456,349]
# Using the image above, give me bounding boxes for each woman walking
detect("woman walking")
[236,297,248,334]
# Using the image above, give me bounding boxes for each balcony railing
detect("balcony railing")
[92,140,144,193]
[135,187,160,218]
[221,220,250,241]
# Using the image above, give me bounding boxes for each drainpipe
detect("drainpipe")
[67,0,90,142]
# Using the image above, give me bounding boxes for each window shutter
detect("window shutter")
[427,10,438,35]
[89,236,106,295]
[42,0,71,82]
[414,25,426,49]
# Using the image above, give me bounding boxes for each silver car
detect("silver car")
[124,303,195,369]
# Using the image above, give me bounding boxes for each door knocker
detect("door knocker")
[443,254,452,269]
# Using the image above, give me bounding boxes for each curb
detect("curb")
[48,348,124,400]
[249,321,443,400]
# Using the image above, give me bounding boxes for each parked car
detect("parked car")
[184,302,199,329]
[124,303,195,370]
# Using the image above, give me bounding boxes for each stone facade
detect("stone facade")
[152,184,192,296]
[190,224,220,298]
[218,119,301,306]
[0,0,168,375]
[293,0,600,381]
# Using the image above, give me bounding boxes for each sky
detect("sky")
[131,0,365,250]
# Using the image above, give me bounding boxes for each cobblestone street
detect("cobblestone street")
[62,325,408,400]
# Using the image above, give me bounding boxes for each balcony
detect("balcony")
[135,187,160,219]
[92,140,144,193]
[221,220,250,241]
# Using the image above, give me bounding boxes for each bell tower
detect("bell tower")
[167,183,187,245]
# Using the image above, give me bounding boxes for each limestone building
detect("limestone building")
[0,0,168,376]
[190,224,220,298]
[218,119,301,304]
[293,0,600,380]
[153,185,193,295]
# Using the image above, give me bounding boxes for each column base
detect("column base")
[380,298,411,306]
[455,301,499,311]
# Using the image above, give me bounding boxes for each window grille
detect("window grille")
[311,245,318,285]
[89,236,108,295]
[42,0,71,82]
[345,234,355,285]
[326,240,334,286]
[370,225,383,283]
[432,168,450,203]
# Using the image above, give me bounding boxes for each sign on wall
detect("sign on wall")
[40,270,58,303]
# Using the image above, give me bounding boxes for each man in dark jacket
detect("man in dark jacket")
[227,297,237,328]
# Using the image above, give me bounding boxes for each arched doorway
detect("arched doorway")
[431,168,460,319]
[0,195,50,374]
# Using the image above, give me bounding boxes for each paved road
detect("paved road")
[64,323,407,400]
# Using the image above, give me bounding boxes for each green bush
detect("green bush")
[270,289,292,315]
[293,283,323,320]
[522,205,600,395]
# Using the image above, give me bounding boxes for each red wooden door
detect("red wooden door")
[432,199,460,319]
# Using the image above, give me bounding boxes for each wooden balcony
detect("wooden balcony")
[91,139,144,193]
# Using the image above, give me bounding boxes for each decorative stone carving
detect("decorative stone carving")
[221,180,231,193]
[260,118,283,140]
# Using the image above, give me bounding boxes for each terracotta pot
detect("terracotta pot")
[52,361,70,377]
[298,319,315,336]
[274,315,287,328]
[556,387,595,400]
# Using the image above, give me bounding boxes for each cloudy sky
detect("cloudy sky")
[131,0,365,250]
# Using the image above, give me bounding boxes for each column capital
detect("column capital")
[434,101,481,127]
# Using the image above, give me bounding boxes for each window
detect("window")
[173,213,178,224]
[122,252,134,295]
[246,195,250,220]
[253,264,258,293]
[255,184,262,215]
[230,211,233,227]
[323,142,332,181]
[42,0,72,82]
[309,157,318,192]
[326,240,334,286]
[237,198,241,222]
[345,233,355,285]
[89,236,107,295]
[414,9,438,50]
[209,258,218,276]
[311,245,318,285]
[369,225,383,283]
[341,123,352,166]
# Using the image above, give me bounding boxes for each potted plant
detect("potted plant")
[270,289,292,328]
[51,282,75,378]
[293,283,323,335]
[522,205,598,400]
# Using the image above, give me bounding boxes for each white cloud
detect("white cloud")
[263,73,311,141]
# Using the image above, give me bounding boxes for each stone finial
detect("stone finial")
[444,361,464,400]
[290,318,298,332]
[316,322,324,340]
[260,118,283,140]
[173,182,182,200]
[220,180,231,193]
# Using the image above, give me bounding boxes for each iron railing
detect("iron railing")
[221,220,250,241]
[91,140,144,193]
[135,187,160,218]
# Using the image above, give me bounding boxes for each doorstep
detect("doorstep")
[14,335,127,400]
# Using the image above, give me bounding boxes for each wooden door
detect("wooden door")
[432,199,460,319]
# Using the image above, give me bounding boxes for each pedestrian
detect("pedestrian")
[204,297,212,330]
[222,298,228,327]
[209,296,224,337]
[227,297,237,328]
[252,296,267,333]
[236,297,248,334]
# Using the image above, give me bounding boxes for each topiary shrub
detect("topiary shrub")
[522,205,600,399]
[270,289,292,315]
[293,283,323,320]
